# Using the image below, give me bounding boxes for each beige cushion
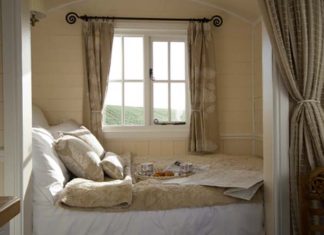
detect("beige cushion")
[62,126,105,159]
[100,152,124,179]
[55,135,104,181]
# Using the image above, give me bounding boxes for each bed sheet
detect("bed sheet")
[33,202,264,235]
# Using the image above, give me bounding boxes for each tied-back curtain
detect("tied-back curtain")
[259,0,324,234]
[82,20,114,143]
[188,22,218,153]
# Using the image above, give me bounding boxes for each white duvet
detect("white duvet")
[33,201,264,235]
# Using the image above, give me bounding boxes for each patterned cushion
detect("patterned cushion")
[100,152,124,179]
[62,126,105,159]
[55,135,104,181]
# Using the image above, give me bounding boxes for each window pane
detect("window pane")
[170,42,185,81]
[153,42,168,81]
[171,83,186,122]
[105,82,122,125]
[109,37,122,80]
[124,82,144,125]
[153,83,169,122]
[124,37,144,80]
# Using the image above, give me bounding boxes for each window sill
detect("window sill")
[103,125,189,140]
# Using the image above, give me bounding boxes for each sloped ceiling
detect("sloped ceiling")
[192,0,260,22]
[39,0,261,23]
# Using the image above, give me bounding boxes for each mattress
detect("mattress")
[33,202,264,235]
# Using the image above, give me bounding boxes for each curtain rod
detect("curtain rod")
[65,12,223,27]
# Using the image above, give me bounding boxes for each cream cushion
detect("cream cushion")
[55,135,104,181]
[49,120,80,139]
[101,152,125,179]
[62,126,105,159]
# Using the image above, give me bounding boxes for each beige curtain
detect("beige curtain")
[82,20,114,142]
[188,22,218,153]
[259,0,324,234]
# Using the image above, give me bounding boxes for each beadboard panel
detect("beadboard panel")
[32,11,83,125]
[253,22,263,157]
[105,137,254,157]
[0,3,3,195]
[104,139,188,157]
[213,18,254,140]
[0,161,3,195]
[255,139,263,157]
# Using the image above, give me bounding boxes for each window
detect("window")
[105,36,145,126]
[104,30,188,135]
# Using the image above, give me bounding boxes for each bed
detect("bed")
[32,105,264,235]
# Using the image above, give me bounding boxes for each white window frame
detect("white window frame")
[103,26,190,139]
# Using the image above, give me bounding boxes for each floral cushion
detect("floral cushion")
[55,135,104,181]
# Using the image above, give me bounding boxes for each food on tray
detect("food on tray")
[153,171,174,177]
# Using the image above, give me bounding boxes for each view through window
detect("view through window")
[104,33,187,127]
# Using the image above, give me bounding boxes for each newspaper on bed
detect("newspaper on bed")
[224,181,263,200]
[162,168,263,200]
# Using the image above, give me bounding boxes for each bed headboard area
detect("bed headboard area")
[32,105,50,129]
[32,105,80,205]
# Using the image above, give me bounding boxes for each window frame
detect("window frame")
[150,36,188,125]
[103,27,190,139]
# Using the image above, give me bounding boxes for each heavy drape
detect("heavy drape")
[259,0,324,234]
[82,20,114,142]
[187,22,219,153]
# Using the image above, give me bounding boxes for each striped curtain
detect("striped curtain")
[259,0,324,234]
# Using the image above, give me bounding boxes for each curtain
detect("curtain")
[82,20,114,143]
[187,22,218,153]
[259,0,324,234]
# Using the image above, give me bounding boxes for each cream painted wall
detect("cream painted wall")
[0,5,4,195]
[32,11,83,125]
[253,21,263,157]
[213,15,254,155]
[32,0,262,157]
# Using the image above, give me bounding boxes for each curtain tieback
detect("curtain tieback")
[91,110,102,113]
[297,99,320,105]
[191,109,201,112]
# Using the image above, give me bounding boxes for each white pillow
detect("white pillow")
[32,127,70,204]
[32,105,50,129]
[49,120,80,139]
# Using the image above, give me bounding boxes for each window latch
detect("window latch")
[153,119,186,125]
[149,68,155,81]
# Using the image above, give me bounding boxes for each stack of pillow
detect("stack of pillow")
[32,105,126,205]
[54,126,125,182]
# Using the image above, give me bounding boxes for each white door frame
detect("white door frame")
[1,0,32,235]
[262,22,290,235]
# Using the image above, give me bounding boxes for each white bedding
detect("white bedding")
[33,202,264,235]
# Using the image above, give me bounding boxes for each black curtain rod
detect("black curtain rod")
[66,12,223,27]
